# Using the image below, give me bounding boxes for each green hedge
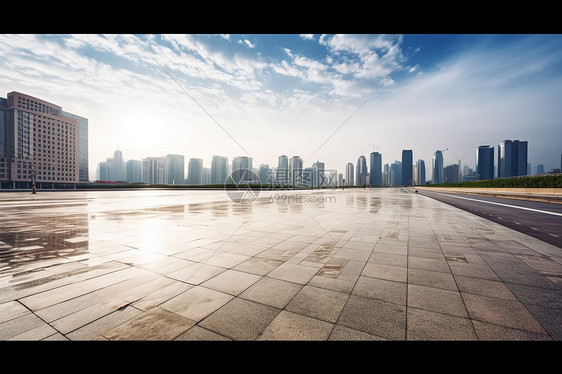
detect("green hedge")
[427,174,562,188]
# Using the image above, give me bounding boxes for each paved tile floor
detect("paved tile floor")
[0,187,561,341]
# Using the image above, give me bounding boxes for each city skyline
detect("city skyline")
[1,34,561,180]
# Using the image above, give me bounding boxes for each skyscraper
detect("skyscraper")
[0,92,83,187]
[390,161,402,186]
[444,164,460,183]
[345,162,354,186]
[276,155,289,185]
[415,159,426,185]
[356,155,367,186]
[231,156,253,183]
[187,158,203,185]
[126,159,143,183]
[369,152,382,187]
[259,164,271,185]
[312,161,325,188]
[289,156,303,186]
[112,149,125,182]
[432,150,444,184]
[166,154,185,185]
[143,156,167,184]
[401,150,413,186]
[476,145,494,180]
[211,155,228,184]
[498,140,527,178]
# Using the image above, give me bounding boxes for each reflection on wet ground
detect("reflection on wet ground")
[1,187,561,341]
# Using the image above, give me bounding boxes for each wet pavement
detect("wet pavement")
[1,187,561,341]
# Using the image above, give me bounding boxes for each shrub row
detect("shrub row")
[427,174,562,188]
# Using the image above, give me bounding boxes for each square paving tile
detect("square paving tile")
[200,269,261,296]
[285,285,349,323]
[102,308,195,340]
[266,262,319,285]
[159,285,233,322]
[257,310,334,340]
[407,284,468,318]
[198,298,280,340]
[407,307,477,340]
[352,276,407,306]
[361,262,407,282]
[337,295,406,340]
[239,277,303,309]
[407,268,458,291]
[462,293,549,335]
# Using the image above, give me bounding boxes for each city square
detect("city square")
[1,187,561,341]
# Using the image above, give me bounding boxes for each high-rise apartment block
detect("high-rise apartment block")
[187,158,203,185]
[0,91,86,187]
[211,155,228,184]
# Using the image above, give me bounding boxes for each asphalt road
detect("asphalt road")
[417,189,562,249]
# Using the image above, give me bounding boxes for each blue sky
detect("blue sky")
[1,34,561,181]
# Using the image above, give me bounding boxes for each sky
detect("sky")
[1,33,561,181]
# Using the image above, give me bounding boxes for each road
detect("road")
[417,189,562,249]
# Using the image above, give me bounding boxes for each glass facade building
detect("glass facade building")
[401,150,413,186]
[369,152,382,187]
[432,150,444,184]
[476,145,494,180]
[356,155,367,186]
[498,140,527,178]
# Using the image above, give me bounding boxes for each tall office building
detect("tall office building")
[231,156,253,183]
[444,164,460,183]
[415,159,426,185]
[312,161,325,188]
[276,155,289,185]
[369,152,382,187]
[476,145,494,180]
[143,156,167,184]
[97,161,111,181]
[211,155,228,184]
[345,162,354,186]
[401,150,413,186]
[289,156,303,186]
[202,167,211,185]
[166,154,184,185]
[383,164,390,186]
[390,161,402,186]
[498,140,527,178]
[0,92,83,187]
[111,149,125,182]
[259,164,272,185]
[432,150,444,184]
[126,159,143,183]
[356,155,367,186]
[187,158,203,185]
